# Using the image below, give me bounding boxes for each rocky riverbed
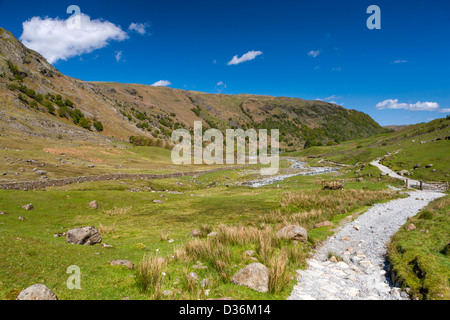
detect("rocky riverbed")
[243,160,337,188]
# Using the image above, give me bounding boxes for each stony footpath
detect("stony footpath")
[288,190,445,300]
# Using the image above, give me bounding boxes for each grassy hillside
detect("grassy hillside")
[1,27,386,152]
[287,117,450,182]
[0,168,401,300]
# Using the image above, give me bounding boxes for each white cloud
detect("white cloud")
[151,80,171,87]
[376,99,440,111]
[227,50,263,66]
[20,14,128,64]
[307,50,320,58]
[128,22,148,35]
[438,108,450,113]
[393,59,407,64]
[115,51,123,62]
[216,81,226,88]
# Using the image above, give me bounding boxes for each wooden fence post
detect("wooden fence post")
[420,181,423,190]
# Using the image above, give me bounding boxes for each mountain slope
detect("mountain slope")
[0,27,387,150]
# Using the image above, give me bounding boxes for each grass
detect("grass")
[285,117,449,182]
[0,171,400,300]
[388,195,450,300]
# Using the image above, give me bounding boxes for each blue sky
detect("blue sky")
[1,0,449,126]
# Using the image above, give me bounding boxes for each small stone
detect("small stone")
[163,290,173,296]
[189,229,202,237]
[243,250,255,257]
[109,259,135,270]
[353,225,360,231]
[168,239,174,243]
[22,204,34,211]
[207,232,217,237]
[187,272,199,282]
[341,237,350,241]
[153,200,163,204]
[200,279,210,288]
[329,256,338,262]
[405,223,416,231]
[18,216,26,220]
[54,232,66,238]
[314,221,334,228]
[359,260,373,268]
[89,201,98,209]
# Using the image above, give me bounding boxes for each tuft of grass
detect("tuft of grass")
[135,255,167,294]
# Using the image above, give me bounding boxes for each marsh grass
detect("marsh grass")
[268,189,398,229]
[135,255,167,294]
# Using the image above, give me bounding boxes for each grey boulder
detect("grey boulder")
[17,284,58,300]
[66,226,102,245]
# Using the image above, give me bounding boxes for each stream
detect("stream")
[243,159,338,188]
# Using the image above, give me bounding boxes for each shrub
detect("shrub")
[72,109,84,124]
[18,93,28,104]
[93,121,104,132]
[58,106,70,118]
[43,101,55,114]
[64,99,74,107]
[78,117,91,130]
[25,89,36,99]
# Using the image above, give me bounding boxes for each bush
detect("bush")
[78,117,91,130]
[43,101,55,114]
[18,93,28,104]
[64,99,74,107]
[25,89,36,99]
[58,106,70,118]
[29,100,38,109]
[93,121,104,132]
[72,109,84,124]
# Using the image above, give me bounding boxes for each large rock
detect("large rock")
[17,284,58,300]
[66,226,102,245]
[230,263,269,293]
[276,225,308,243]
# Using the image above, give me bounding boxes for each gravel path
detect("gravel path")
[370,159,420,187]
[288,190,445,300]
